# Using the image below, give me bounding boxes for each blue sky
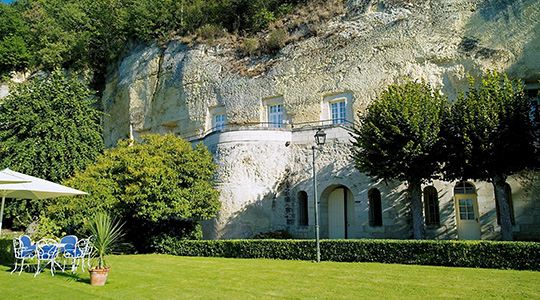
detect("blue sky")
[2,0,16,3]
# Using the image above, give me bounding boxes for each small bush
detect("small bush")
[276,4,294,18]
[158,239,540,271]
[264,29,289,54]
[251,8,276,32]
[240,38,260,56]
[196,24,228,44]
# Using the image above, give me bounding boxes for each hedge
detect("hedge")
[2,237,538,271]
[154,239,540,271]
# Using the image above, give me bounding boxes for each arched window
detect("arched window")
[423,186,440,226]
[298,191,309,226]
[495,183,515,225]
[368,188,382,227]
[454,182,476,194]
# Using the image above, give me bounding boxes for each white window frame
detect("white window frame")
[214,113,226,131]
[268,103,283,128]
[208,105,226,132]
[321,92,353,125]
[330,100,346,124]
[262,96,288,128]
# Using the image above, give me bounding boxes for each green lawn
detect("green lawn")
[1,254,539,299]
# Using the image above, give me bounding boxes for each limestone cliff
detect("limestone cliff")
[101,0,540,239]
[102,0,540,147]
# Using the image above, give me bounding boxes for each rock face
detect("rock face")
[102,0,540,240]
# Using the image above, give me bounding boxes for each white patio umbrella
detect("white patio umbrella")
[0,168,88,235]
[0,170,30,184]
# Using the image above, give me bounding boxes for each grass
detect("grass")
[1,254,540,299]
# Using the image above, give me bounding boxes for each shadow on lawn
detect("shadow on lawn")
[1,261,90,283]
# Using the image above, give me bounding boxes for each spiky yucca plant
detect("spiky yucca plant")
[88,212,124,269]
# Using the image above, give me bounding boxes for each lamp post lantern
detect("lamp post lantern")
[312,128,326,262]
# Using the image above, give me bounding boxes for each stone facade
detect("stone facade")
[96,0,540,240]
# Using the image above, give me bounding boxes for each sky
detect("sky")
[2,0,16,3]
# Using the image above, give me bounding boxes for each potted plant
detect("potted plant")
[87,212,124,286]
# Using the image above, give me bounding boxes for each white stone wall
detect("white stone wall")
[197,129,292,239]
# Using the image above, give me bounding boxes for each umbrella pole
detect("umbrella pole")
[0,195,5,236]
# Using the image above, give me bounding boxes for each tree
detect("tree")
[0,68,104,182]
[24,0,94,70]
[0,3,31,73]
[0,68,103,230]
[351,81,447,239]
[44,134,221,251]
[442,72,537,241]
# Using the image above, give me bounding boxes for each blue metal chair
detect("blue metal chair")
[59,235,78,271]
[20,235,36,251]
[34,238,62,277]
[59,235,78,253]
[11,236,36,275]
[63,238,87,273]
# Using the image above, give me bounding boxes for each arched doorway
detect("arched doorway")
[454,181,481,240]
[328,186,355,239]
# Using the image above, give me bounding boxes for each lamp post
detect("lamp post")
[312,128,326,263]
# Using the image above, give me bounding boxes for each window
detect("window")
[368,188,382,226]
[268,104,283,128]
[331,101,346,124]
[298,191,309,226]
[423,186,440,226]
[208,105,226,132]
[454,181,476,194]
[495,183,515,225]
[322,93,352,125]
[214,113,226,131]
[458,198,475,220]
[263,97,287,128]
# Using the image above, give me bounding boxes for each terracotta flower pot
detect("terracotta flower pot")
[89,267,111,286]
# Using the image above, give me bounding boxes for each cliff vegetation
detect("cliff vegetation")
[0,0,344,86]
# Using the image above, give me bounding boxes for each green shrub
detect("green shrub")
[0,238,13,264]
[264,28,288,54]
[0,35,30,73]
[240,38,260,56]
[157,239,540,271]
[147,219,203,253]
[276,3,294,18]
[196,24,227,44]
[250,8,275,32]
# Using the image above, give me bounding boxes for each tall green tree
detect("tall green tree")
[442,72,538,241]
[0,68,103,230]
[23,0,93,70]
[0,2,31,73]
[45,134,221,251]
[351,81,447,239]
[0,68,104,181]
